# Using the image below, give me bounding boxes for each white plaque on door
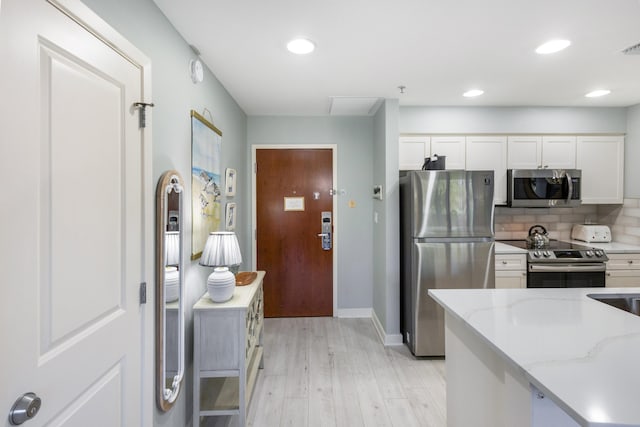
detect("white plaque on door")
[284,196,305,211]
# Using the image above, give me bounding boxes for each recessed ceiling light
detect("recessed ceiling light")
[585,89,611,98]
[535,39,571,54]
[463,89,484,98]
[287,38,315,55]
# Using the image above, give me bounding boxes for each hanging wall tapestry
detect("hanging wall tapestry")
[190,110,222,259]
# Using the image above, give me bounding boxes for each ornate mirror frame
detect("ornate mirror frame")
[156,170,185,411]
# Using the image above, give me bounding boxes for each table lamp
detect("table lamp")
[165,231,180,266]
[199,232,242,302]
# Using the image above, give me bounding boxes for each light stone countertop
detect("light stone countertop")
[495,241,528,254]
[429,287,640,427]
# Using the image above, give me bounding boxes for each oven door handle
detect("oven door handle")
[528,263,606,273]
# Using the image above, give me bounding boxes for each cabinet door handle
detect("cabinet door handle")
[628,260,634,264]
[502,260,508,265]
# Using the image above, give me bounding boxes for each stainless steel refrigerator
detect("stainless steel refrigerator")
[400,170,495,356]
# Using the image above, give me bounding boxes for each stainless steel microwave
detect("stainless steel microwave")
[507,169,581,208]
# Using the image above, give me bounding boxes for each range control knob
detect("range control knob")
[595,250,605,257]
[532,250,542,258]
[543,251,552,258]
[585,250,594,257]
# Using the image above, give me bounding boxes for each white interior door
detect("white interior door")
[0,1,149,426]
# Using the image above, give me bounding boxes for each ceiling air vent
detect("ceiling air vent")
[622,42,640,55]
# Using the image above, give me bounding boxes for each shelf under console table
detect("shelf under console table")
[193,271,265,426]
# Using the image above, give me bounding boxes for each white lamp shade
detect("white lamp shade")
[165,231,180,266]
[199,231,242,267]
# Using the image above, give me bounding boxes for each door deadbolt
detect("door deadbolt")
[9,393,41,425]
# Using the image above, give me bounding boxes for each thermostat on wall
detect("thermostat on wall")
[373,185,383,200]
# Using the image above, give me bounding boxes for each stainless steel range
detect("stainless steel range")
[502,240,608,288]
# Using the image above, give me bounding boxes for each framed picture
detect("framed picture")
[190,110,222,259]
[225,168,236,197]
[225,202,236,231]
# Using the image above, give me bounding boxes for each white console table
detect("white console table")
[193,271,265,426]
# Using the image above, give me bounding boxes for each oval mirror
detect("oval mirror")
[156,170,185,411]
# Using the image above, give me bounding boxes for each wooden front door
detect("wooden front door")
[256,149,333,317]
[0,1,149,425]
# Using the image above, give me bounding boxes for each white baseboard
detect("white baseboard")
[371,310,403,346]
[336,307,372,318]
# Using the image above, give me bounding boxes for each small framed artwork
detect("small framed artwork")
[225,168,236,197]
[225,202,236,230]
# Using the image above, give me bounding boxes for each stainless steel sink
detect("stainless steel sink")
[588,293,640,317]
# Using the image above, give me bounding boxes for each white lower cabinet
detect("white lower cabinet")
[193,271,265,427]
[606,253,640,287]
[495,254,527,288]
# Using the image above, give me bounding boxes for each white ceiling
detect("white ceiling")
[153,0,640,116]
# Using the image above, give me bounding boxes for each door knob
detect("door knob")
[9,392,41,425]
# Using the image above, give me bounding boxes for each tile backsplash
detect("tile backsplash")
[495,205,598,241]
[495,198,640,244]
[597,199,640,245]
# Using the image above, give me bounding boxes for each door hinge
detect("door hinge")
[140,282,147,304]
[133,102,155,129]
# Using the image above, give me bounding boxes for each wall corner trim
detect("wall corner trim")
[371,310,403,346]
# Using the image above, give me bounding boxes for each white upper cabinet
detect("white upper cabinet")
[576,135,624,204]
[466,136,508,205]
[399,135,466,170]
[542,136,576,169]
[507,136,542,169]
[507,135,576,169]
[431,136,466,169]
[399,136,430,170]
[401,133,624,206]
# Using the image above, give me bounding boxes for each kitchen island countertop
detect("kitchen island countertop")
[430,287,640,426]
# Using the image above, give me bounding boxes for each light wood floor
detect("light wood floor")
[203,317,446,427]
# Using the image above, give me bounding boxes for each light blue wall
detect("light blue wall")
[384,100,400,338]
[81,1,248,426]
[626,105,640,198]
[372,99,401,338]
[372,105,387,329]
[247,116,374,311]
